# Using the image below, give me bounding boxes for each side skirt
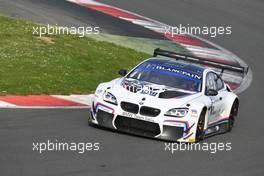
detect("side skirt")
[204,119,229,137]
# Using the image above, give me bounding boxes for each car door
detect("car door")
[205,72,224,123]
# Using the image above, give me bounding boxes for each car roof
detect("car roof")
[146,57,205,75]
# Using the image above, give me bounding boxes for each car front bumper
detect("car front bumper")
[89,99,198,143]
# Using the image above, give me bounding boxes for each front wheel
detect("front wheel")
[195,109,206,142]
[88,112,95,126]
[227,100,239,132]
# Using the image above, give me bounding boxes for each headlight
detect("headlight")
[164,108,188,117]
[103,91,117,105]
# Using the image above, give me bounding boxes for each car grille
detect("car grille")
[114,115,161,137]
[140,106,160,117]
[121,102,139,114]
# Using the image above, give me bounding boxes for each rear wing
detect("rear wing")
[153,48,249,75]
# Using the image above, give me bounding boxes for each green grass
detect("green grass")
[88,33,190,55]
[0,15,151,95]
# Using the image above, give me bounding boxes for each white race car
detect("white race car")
[89,48,247,142]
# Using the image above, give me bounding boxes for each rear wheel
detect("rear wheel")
[195,109,206,142]
[227,100,239,132]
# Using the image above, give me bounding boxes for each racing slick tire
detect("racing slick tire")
[227,100,239,132]
[195,108,206,142]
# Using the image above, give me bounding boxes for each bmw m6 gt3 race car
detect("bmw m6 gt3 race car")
[89,48,248,143]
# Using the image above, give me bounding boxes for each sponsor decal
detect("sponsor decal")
[140,89,158,96]
[138,62,202,83]
[155,65,202,80]
[122,79,159,96]
[122,111,154,122]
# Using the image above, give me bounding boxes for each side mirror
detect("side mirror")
[118,69,127,76]
[205,89,218,96]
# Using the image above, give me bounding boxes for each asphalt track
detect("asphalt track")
[0,0,264,175]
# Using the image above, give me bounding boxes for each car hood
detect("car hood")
[109,78,202,107]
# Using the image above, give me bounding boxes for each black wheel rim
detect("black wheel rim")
[196,116,205,140]
[229,103,238,129]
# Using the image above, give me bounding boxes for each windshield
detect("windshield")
[127,60,203,92]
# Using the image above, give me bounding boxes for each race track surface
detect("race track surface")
[0,0,264,175]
